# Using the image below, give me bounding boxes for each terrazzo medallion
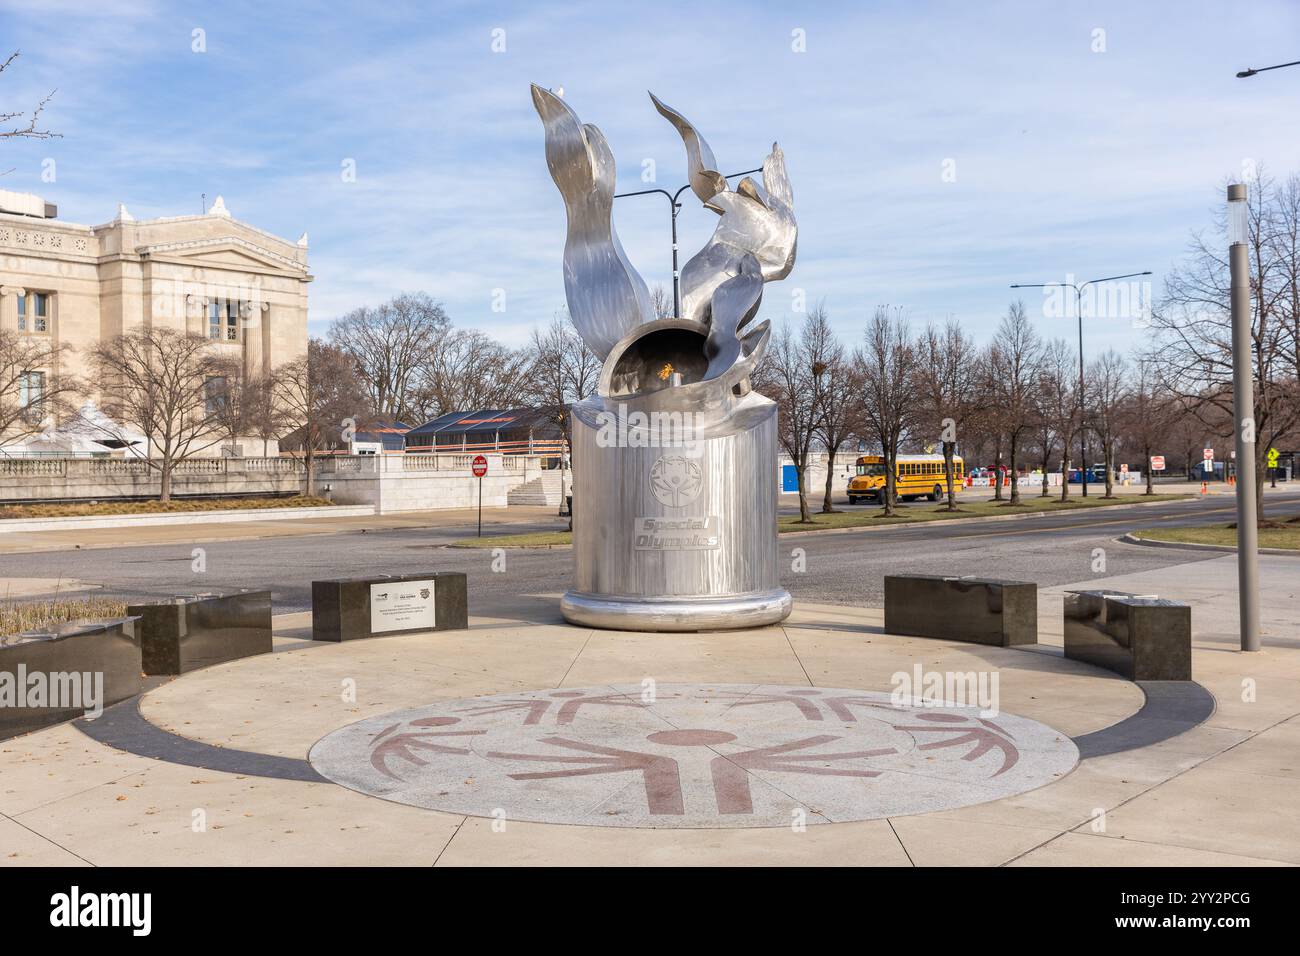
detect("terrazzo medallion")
[309,683,1080,828]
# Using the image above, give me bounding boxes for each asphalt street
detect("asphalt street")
[3,491,1295,621]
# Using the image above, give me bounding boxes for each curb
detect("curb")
[451,496,1196,548]
[1120,532,1300,557]
[777,495,1191,539]
[449,541,573,551]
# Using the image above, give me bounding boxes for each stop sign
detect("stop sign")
[1150,455,1166,471]
[471,455,488,478]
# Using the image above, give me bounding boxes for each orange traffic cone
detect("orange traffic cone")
[1200,481,1207,494]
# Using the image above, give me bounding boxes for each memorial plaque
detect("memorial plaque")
[312,573,467,642]
[369,580,436,634]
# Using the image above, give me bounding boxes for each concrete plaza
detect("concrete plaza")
[1,551,1296,866]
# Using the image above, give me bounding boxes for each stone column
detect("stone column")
[243,301,265,379]
[0,286,24,332]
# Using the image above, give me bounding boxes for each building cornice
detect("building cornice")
[136,236,308,273]
[92,212,302,254]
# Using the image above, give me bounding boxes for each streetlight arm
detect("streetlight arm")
[614,165,767,318]
[615,168,763,201]
[1078,270,1152,290]
[1237,59,1300,78]
[613,186,676,201]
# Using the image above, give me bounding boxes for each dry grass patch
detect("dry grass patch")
[1132,522,1300,551]
[0,597,130,638]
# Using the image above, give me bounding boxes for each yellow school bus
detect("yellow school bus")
[846,454,964,504]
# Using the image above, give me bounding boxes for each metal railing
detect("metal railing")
[403,438,568,456]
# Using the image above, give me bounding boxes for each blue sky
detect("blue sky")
[2,0,1297,357]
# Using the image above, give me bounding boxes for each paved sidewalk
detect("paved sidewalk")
[1,555,1295,866]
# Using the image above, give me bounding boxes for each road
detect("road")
[3,491,1295,621]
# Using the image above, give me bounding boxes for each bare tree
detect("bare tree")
[1039,338,1079,502]
[204,357,288,457]
[413,327,533,420]
[1126,358,1173,495]
[526,314,601,522]
[1166,396,1210,479]
[244,371,289,458]
[204,356,250,456]
[983,302,1045,505]
[526,313,600,436]
[649,284,674,320]
[1271,175,1300,381]
[1088,349,1129,498]
[915,318,978,511]
[274,341,372,496]
[1,52,59,144]
[1147,169,1300,523]
[798,305,856,513]
[0,330,76,444]
[856,306,917,517]
[756,316,829,523]
[328,293,448,421]
[87,328,221,501]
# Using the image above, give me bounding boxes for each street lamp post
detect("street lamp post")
[615,167,762,317]
[1228,183,1261,652]
[1010,271,1151,497]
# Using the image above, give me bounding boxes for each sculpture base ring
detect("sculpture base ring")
[561,588,793,632]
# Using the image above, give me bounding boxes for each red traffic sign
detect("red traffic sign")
[1150,455,1166,471]
[1203,448,1214,460]
[471,455,488,478]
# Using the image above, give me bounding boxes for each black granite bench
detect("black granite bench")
[312,572,468,642]
[883,574,1037,646]
[1,618,141,740]
[1064,589,1191,680]
[128,590,272,676]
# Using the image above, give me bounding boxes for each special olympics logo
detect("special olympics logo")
[649,455,703,508]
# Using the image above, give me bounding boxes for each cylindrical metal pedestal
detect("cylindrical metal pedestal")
[561,391,791,632]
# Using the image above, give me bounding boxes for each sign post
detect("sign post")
[472,454,488,538]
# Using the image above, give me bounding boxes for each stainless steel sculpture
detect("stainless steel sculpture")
[532,85,797,631]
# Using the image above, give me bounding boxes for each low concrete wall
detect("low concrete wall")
[0,504,373,534]
[0,454,553,513]
[320,453,547,513]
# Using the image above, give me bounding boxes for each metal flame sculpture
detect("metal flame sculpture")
[531,85,797,631]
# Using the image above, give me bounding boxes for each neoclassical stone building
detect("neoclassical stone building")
[0,190,310,454]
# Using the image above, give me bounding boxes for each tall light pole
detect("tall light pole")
[1010,271,1151,496]
[1228,183,1261,652]
[615,167,762,317]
